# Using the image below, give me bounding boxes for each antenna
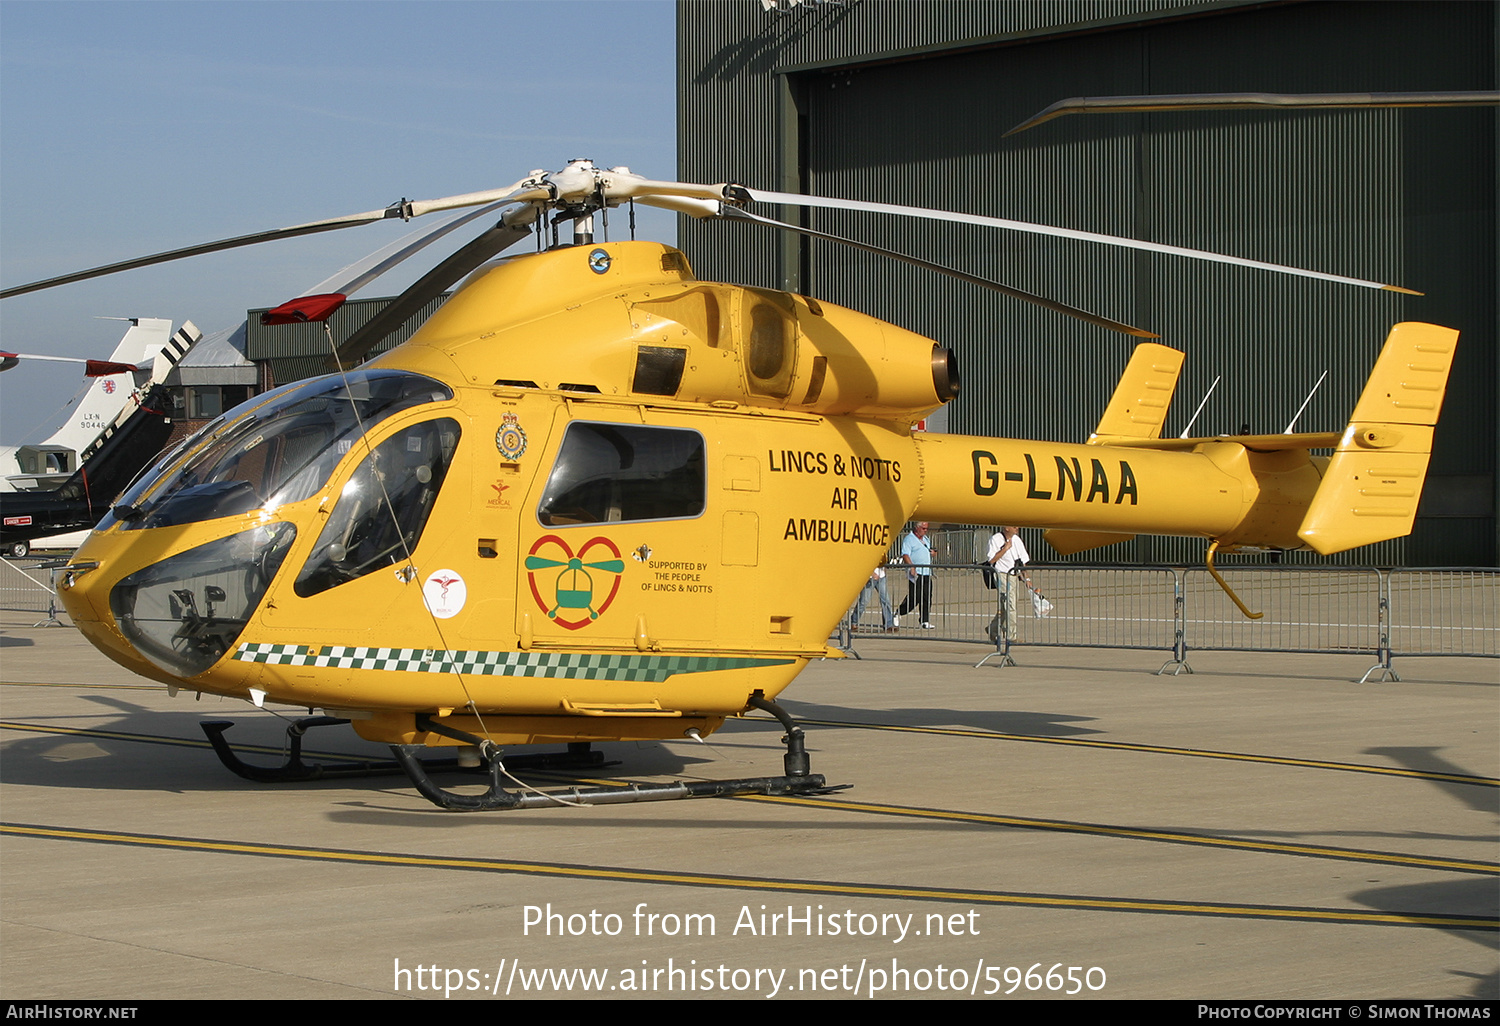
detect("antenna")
[1283,370,1328,433]
[1178,375,1221,438]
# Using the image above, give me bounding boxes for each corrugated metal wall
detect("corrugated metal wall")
[678,0,1496,566]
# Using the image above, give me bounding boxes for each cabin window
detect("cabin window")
[294,418,461,598]
[537,423,705,526]
[113,370,452,531]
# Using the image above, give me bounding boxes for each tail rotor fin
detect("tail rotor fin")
[1296,322,1459,555]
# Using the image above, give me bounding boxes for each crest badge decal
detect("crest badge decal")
[495,412,528,461]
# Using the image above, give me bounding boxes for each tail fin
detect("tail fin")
[1088,342,1184,442]
[1046,342,1183,555]
[76,321,202,467]
[149,321,200,385]
[40,318,173,454]
[1296,322,1459,555]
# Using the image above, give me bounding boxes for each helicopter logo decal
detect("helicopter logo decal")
[525,535,625,630]
[422,569,467,619]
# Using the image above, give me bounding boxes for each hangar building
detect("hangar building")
[675,0,1497,566]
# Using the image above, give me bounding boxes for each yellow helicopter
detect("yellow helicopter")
[4,159,1457,810]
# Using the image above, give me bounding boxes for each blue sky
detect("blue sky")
[0,0,677,440]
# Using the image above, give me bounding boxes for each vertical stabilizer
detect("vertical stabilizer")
[1089,342,1185,442]
[41,318,173,453]
[1297,322,1459,555]
[1047,342,1183,555]
[76,321,202,467]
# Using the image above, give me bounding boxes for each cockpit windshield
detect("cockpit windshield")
[105,370,453,531]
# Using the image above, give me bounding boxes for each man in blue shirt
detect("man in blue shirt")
[896,521,935,629]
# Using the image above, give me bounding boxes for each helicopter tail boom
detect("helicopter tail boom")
[913,322,1457,557]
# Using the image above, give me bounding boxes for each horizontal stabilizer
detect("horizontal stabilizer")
[1297,322,1459,554]
[1091,431,1343,451]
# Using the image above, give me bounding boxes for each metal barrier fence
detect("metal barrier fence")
[0,557,62,626]
[840,563,1498,681]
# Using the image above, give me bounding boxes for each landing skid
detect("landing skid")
[392,694,847,812]
[199,697,844,812]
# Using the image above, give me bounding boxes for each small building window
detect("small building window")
[187,385,252,421]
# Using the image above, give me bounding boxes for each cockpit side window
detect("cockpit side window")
[537,422,705,526]
[294,418,461,598]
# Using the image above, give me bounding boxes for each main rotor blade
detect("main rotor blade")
[302,200,512,299]
[296,182,549,299]
[730,187,1421,295]
[0,180,550,300]
[723,208,1158,338]
[326,219,534,370]
[1004,90,1500,136]
[0,207,400,300]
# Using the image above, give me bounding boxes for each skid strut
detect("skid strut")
[392,695,842,812]
[201,717,406,782]
[200,717,606,783]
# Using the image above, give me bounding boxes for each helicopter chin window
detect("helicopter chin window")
[294,418,461,598]
[118,370,453,531]
[538,423,705,526]
[109,523,296,678]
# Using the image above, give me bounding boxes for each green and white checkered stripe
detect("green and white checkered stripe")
[233,643,791,681]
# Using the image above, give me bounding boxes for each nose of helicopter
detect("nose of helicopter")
[58,520,297,686]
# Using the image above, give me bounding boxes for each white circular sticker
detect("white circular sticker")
[422,569,467,619]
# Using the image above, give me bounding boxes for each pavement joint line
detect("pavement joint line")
[776,716,1500,787]
[738,793,1500,876]
[9,713,1497,788]
[3,822,1494,932]
[0,719,371,763]
[5,687,1494,787]
[6,718,1496,876]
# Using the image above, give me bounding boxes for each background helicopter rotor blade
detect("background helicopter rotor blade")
[326,215,536,370]
[1003,90,1500,137]
[0,352,140,376]
[0,180,551,300]
[722,207,1158,338]
[723,186,1422,295]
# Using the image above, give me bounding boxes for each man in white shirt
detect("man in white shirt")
[986,526,1033,641]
